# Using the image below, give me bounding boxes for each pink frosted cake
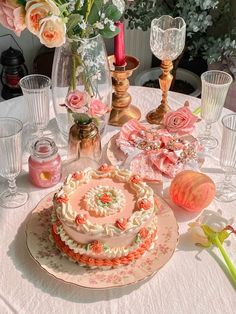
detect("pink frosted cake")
[51,164,158,269]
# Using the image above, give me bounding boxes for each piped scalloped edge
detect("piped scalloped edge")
[51,226,158,269]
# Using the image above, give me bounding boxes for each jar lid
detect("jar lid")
[31,137,58,160]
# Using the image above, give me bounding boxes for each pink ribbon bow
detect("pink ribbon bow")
[116,119,202,181]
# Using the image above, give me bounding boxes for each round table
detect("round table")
[0,86,235,314]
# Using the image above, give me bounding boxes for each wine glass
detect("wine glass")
[19,74,51,139]
[198,70,233,149]
[215,114,236,202]
[0,118,28,208]
[146,15,186,124]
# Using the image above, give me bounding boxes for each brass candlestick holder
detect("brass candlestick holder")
[108,55,141,127]
[146,60,173,124]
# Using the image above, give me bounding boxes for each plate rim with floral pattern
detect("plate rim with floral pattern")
[25,192,179,290]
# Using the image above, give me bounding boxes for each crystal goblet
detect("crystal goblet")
[215,114,236,202]
[146,15,186,124]
[198,70,232,150]
[0,118,28,208]
[20,74,51,139]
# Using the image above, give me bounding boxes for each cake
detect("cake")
[51,164,158,269]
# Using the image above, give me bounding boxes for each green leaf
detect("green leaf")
[72,113,91,125]
[135,234,141,244]
[88,0,103,24]
[105,4,123,21]
[201,225,217,245]
[17,0,26,6]
[67,14,83,37]
[218,230,231,244]
[99,26,119,38]
[75,0,84,11]
[85,244,91,251]
[103,244,109,252]
[59,3,70,13]
[91,116,100,127]
[78,0,87,16]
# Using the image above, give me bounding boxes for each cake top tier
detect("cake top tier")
[53,164,156,237]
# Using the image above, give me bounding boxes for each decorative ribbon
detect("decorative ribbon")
[116,120,203,181]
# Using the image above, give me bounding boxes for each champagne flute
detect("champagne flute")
[0,118,28,208]
[19,74,51,139]
[215,114,236,202]
[198,70,232,149]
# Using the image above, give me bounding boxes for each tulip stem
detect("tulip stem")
[215,236,236,284]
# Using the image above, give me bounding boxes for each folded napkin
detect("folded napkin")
[116,119,202,181]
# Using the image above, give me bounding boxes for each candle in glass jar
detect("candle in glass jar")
[114,21,126,66]
[28,138,62,188]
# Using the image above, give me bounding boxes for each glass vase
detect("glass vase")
[52,35,112,142]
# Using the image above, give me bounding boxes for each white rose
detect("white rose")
[39,15,66,48]
[26,0,60,35]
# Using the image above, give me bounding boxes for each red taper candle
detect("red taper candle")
[114,21,126,66]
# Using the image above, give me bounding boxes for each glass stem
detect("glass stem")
[8,178,17,195]
[204,123,211,138]
[38,128,44,138]
[223,173,232,188]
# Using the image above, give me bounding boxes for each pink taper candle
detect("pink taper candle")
[114,21,126,66]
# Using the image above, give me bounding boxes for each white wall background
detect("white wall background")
[124,22,152,84]
[0,25,42,72]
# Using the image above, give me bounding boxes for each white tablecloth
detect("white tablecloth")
[0,86,235,314]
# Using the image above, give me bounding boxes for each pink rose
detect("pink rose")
[162,107,198,135]
[0,1,26,36]
[65,90,88,112]
[89,99,108,117]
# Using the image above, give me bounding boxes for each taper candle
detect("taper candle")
[114,21,126,66]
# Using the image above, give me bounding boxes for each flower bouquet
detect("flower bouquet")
[0,0,126,139]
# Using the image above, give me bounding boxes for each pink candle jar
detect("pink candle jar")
[28,138,62,188]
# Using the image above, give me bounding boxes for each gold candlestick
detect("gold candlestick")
[146,15,186,125]
[146,60,173,124]
[108,55,141,127]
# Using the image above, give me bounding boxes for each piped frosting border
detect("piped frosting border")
[53,165,156,237]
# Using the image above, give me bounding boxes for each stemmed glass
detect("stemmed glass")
[0,118,28,208]
[146,15,186,124]
[19,74,51,139]
[198,70,232,149]
[215,114,236,202]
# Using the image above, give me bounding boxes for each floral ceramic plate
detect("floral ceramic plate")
[25,192,178,289]
[107,132,127,167]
